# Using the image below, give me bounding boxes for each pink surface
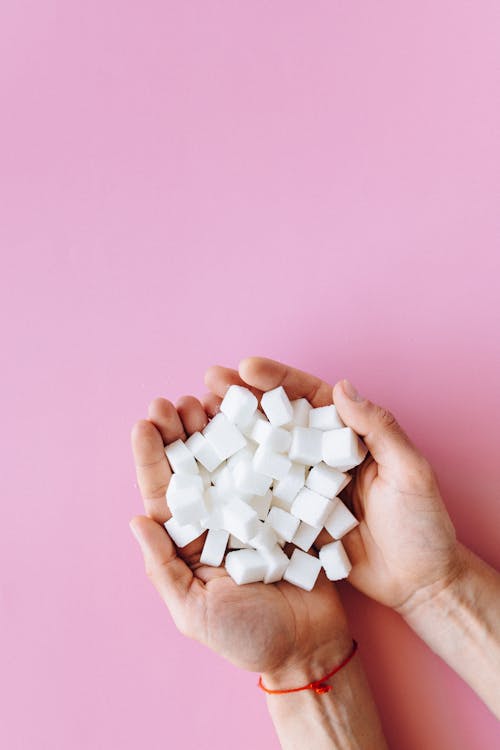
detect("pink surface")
[1,2,499,748]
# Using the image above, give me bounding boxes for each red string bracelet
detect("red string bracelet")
[258,639,358,695]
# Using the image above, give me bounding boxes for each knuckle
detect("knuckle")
[377,406,397,430]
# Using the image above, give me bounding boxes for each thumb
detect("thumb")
[333,379,418,469]
[129,516,194,628]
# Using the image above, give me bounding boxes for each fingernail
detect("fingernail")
[129,521,143,546]
[342,379,363,402]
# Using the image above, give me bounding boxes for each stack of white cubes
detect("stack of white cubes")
[164,385,367,592]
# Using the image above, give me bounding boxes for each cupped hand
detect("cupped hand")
[130,394,351,679]
[205,357,463,613]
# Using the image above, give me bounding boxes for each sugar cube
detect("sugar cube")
[167,488,207,526]
[220,385,258,427]
[305,462,351,499]
[309,405,345,431]
[247,489,272,520]
[290,398,312,428]
[198,463,212,489]
[241,410,267,439]
[222,498,260,542]
[267,506,300,542]
[185,431,223,472]
[228,534,252,549]
[164,517,205,547]
[249,520,278,551]
[227,445,256,472]
[261,545,290,583]
[225,549,267,584]
[233,459,273,496]
[200,529,229,566]
[322,427,367,470]
[272,463,306,510]
[283,549,322,591]
[253,444,292,480]
[324,499,359,539]
[291,487,335,528]
[202,413,247,460]
[166,473,203,502]
[319,540,352,580]
[292,521,322,552]
[288,427,323,466]
[260,386,293,427]
[165,439,199,475]
[250,419,291,453]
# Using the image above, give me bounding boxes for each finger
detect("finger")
[131,420,171,522]
[239,357,333,406]
[176,395,209,436]
[130,516,202,632]
[333,379,422,473]
[148,397,186,444]
[204,365,262,400]
[200,392,222,418]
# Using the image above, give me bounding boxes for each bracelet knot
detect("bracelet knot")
[258,639,358,696]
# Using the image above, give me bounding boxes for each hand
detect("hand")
[130,394,352,680]
[205,357,463,613]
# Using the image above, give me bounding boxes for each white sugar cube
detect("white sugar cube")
[283,549,322,591]
[185,431,223,472]
[164,517,204,547]
[250,420,291,453]
[166,473,203,502]
[261,545,290,583]
[291,487,335,528]
[305,462,351,499]
[260,386,293,427]
[165,439,199,475]
[241,410,267,439]
[202,413,247,460]
[247,489,272,520]
[309,405,345,431]
[211,464,237,496]
[253,444,292,480]
[228,534,252,549]
[319,540,352,580]
[324,499,359,539]
[267,506,300,542]
[167,488,207,526]
[200,529,229,566]
[220,385,258,427]
[222,499,260,542]
[225,549,267,584]
[198,463,211,489]
[249,521,278,551]
[290,398,312,427]
[292,521,322,552]
[227,445,256,472]
[288,427,323,466]
[233,460,273,496]
[322,427,367,470]
[272,463,306,510]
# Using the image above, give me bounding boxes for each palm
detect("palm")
[339,456,458,609]
[186,568,344,673]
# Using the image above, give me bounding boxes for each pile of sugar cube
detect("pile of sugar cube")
[164,385,367,592]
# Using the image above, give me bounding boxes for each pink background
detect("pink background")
[1,2,499,748]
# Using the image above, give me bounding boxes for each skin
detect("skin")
[130,356,500,746]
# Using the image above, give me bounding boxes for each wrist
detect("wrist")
[261,629,354,691]
[395,543,470,622]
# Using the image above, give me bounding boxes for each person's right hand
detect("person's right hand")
[205,357,464,615]
[130,394,353,686]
